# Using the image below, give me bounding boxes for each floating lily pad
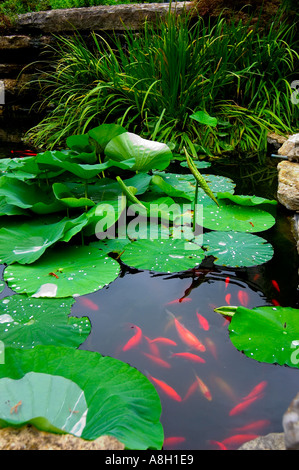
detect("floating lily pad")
[202,200,276,232]
[0,295,90,349]
[180,160,211,169]
[228,306,299,367]
[0,346,164,449]
[217,192,278,207]
[0,372,88,436]
[202,231,274,267]
[120,238,205,273]
[4,245,120,298]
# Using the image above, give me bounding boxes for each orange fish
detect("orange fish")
[221,434,259,449]
[205,337,217,360]
[149,337,177,346]
[271,280,280,293]
[196,312,210,331]
[166,297,192,305]
[163,437,186,448]
[144,336,160,356]
[171,352,206,364]
[242,380,268,401]
[122,325,143,352]
[77,297,99,311]
[233,419,271,433]
[149,375,182,402]
[166,310,205,352]
[253,273,260,281]
[225,293,231,305]
[142,352,171,368]
[238,290,249,307]
[272,299,280,306]
[225,277,230,289]
[183,380,199,401]
[195,374,212,401]
[209,440,228,450]
[212,376,238,402]
[229,395,263,416]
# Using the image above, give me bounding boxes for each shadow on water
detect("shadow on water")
[0,141,298,449]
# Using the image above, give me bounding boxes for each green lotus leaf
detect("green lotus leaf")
[0,295,90,349]
[4,244,120,298]
[217,192,278,207]
[150,174,192,201]
[202,231,274,267]
[88,123,127,153]
[0,199,28,216]
[66,133,95,154]
[202,200,276,232]
[83,199,124,238]
[104,132,172,172]
[0,176,64,214]
[0,215,89,265]
[120,238,205,273]
[180,160,211,169]
[228,306,299,367]
[52,182,95,208]
[0,372,88,435]
[0,346,164,449]
[190,110,218,127]
[153,172,236,204]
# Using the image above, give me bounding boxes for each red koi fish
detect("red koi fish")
[195,374,212,401]
[77,297,99,311]
[122,325,143,352]
[10,149,37,157]
[221,434,259,449]
[272,299,280,306]
[144,336,160,356]
[171,352,206,364]
[149,337,177,346]
[253,273,260,281]
[271,280,280,293]
[163,437,186,448]
[212,376,238,402]
[229,394,264,416]
[183,380,199,401]
[166,297,192,305]
[149,375,182,402]
[196,311,210,331]
[238,290,249,307]
[209,440,228,450]
[242,380,268,401]
[225,277,230,289]
[234,419,271,433]
[225,293,231,305]
[166,310,206,352]
[142,352,171,368]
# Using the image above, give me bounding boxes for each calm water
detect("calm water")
[1,143,299,450]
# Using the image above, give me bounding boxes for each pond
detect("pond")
[0,137,298,450]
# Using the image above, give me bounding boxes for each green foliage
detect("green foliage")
[27,11,299,154]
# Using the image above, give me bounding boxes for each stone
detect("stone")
[278,133,299,162]
[282,392,299,450]
[291,213,299,254]
[0,424,125,450]
[277,161,299,211]
[238,433,285,450]
[14,3,192,33]
[267,132,288,150]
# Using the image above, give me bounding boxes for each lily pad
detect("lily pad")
[0,295,90,349]
[0,346,164,449]
[0,372,88,436]
[202,200,276,232]
[190,110,218,127]
[3,244,120,298]
[202,231,274,267]
[217,192,278,207]
[227,306,299,367]
[180,160,211,169]
[120,238,205,273]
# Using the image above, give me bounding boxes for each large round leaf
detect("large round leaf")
[0,372,88,436]
[0,295,90,349]
[202,231,274,267]
[104,132,172,172]
[0,346,164,450]
[3,245,120,298]
[120,238,205,273]
[202,200,276,232]
[228,306,299,367]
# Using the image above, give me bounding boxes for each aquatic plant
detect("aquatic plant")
[26,10,299,154]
